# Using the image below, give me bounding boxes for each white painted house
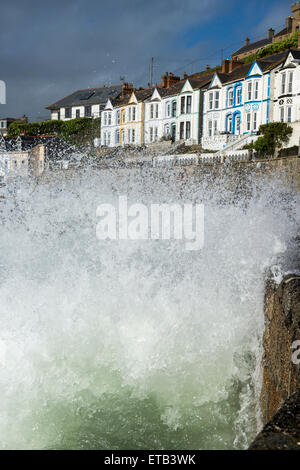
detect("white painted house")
[202,53,288,151]
[272,49,300,146]
[144,75,213,145]
[46,85,125,121]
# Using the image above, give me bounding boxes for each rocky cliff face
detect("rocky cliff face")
[250,274,300,449]
[261,274,300,423]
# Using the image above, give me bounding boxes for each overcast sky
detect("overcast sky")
[0,0,292,121]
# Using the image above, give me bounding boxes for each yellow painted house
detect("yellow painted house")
[101,87,153,147]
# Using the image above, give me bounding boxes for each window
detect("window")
[227,115,233,133]
[115,129,120,144]
[107,133,111,146]
[150,104,154,119]
[164,124,169,136]
[116,110,120,125]
[214,120,218,135]
[254,81,259,100]
[208,120,212,137]
[280,107,284,122]
[150,127,153,142]
[128,107,132,122]
[246,113,251,131]
[235,114,240,134]
[104,113,107,126]
[121,110,125,123]
[172,101,177,117]
[127,129,130,143]
[76,109,80,118]
[108,113,111,125]
[65,108,71,119]
[253,112,257,131]
[209,92,213,110]
[132,129,135,143]
[247,82,252,101]
[166,102,170,117]
[171,123,176,141]
[186,121,191,139]
[287,107,292,123]
[132,107,136,121]
[14,160,18,169]
[288,72,293,93]
[214,91,219,109]
[58,111,60,120]
[154,127,158,141]
[180,122,184,139]
[236,87,242,105]
[281,73,286,95]
[85,106,91,117]
[229,89,234,107]
[155,104,159,119]
[186,96,192,114]
[181,96,185,114]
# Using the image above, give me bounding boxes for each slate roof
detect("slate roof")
[232,37,273,57]
[214,51,289,85]
[274,27,288,38]
[46,85,123,110]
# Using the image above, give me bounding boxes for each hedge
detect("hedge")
[7,117,101,146]
[243,32,300,64]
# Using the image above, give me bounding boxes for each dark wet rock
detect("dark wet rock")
[249,390,300,450]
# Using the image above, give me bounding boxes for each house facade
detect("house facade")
[232,2,300,61]
[46,84,129,121]
[202,54,287,150]
[0,137,45,177]
[101,88,154,146]
[273,49,300,124]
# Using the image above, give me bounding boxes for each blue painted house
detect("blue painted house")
[201,52,287,151]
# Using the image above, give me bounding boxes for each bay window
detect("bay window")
[246,113,251,131]
[281,73,286,95]
[186,121,191,139]
[186,96,192,113]
[247,82,252,101]
[181,96,185,114]
[288,72,293,93]
[180,122,184,139]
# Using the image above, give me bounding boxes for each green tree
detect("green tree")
[252,122,293,156]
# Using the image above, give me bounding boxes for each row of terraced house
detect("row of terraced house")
[46,22,300,153]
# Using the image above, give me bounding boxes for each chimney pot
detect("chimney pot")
[206,65,210,70]
[245,37,250,46]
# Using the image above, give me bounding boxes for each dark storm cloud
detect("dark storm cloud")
[0,0,290,120]
[0,0,225,119]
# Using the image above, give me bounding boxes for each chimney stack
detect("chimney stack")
[161,72,180,88]
[268,28,275,40]
[183,72,188,79]
[161,72,169,88]
[222,59,231,73]
[206,65,210,71]
[245,37,250,46]
[122,82,133,98]
[286,16,293,32]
